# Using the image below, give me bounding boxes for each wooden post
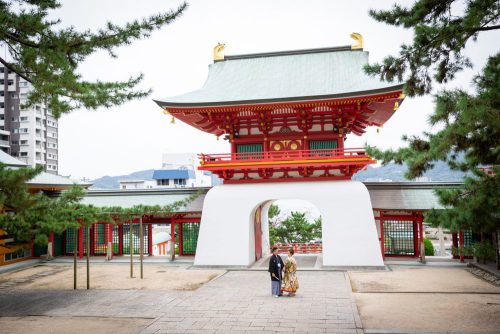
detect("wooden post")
[79,227,84,259]
[459,230,465,263]
[73,227,78,290]
[170,219,175,261]
[419,220,425,264]
[86,225,90,289]
[130,219,134,278]
[148,224,153,256]
[139,216,144,279]
[380,218,385,260]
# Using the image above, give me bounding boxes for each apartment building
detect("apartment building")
[0,66,59,174]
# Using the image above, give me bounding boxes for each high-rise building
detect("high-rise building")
[0,65,59,174]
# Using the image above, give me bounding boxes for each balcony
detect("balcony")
[199,148,375,184]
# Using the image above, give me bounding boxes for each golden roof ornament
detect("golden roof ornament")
[350,33,363,50]
[213,43,225,61]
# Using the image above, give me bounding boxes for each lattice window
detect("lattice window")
[236,143,263,160]
[181,223,200,255]
[310,140,337,157]
[93,224,108,255]
[112,225,120,254]
[383,220,415,256]
[65,228,77,254]
[122,224,148,255]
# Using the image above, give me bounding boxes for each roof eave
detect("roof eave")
[155,84,405,109]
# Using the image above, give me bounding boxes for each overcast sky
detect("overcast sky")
[51,0,498,180]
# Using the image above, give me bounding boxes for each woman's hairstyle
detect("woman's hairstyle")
[289,247,295,255]
[272,247,278,252]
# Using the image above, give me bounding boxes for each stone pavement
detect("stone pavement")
[142,271,362,334]
[0,271,362,334]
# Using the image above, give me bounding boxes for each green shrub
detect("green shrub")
[424,238,435,256]
[472,241,496,263]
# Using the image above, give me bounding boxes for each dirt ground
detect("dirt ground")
[350,267,500,332]
[0,316,152,334]
[0,263,223,290]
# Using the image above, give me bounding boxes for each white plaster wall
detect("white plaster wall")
[194,180,384,268]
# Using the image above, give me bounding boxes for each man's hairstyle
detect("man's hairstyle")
[289,247,295,255]
[271,247,278,252]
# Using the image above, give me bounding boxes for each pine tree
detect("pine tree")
[0,0,187,117]
[364,0,499,265]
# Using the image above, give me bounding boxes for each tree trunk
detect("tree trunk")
[481,232,486,264]
[130,219,133,278]
[139,216,143,279]
[494,230,499,270]
[74,227,78,290]
[86,225,90,290]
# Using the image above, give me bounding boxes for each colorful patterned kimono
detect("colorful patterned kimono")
[282,255,299,293]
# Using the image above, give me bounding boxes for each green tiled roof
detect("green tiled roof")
[156,46,403,107]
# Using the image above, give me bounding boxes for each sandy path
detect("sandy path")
[1,263,224,290]
[350,267,500,332]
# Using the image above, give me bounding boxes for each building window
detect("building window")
[20,116,28,122]
[4,248,32,262]
[174,178,187,186]
[11,140,19,145]
[20,140,28,145]
[20,152,28,157]
[236,143,264,160]
[157,179,169,186]
[0,103,4,108]
[20,128,28,133]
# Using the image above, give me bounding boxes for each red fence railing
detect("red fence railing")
[199,148,369,165]
[272,243,323,254]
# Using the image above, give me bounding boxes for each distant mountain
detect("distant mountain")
[353,161,467,182]
[90,161,465,189]
[90,169,154,189]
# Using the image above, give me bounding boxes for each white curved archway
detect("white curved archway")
[194,180,384,268]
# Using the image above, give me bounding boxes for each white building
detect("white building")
[0,65,59,173]
[119,179,156,190]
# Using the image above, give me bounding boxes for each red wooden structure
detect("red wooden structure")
[61,213,201,258]
[155,43,405,184]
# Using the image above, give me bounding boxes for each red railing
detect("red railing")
[199,148,369,165]
[272,243,323,254]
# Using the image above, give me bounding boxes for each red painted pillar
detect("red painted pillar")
[148,224,153,256]
[49,232,54,256]
[459,230,465,263]
[79,227,84,259]
[118,225,123,256]
[178,223,183,256]
[170,219,176,259]
[380,218,385,260]
[418,220,424,258]
[413,220,419,257]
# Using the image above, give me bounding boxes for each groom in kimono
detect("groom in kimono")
[268,246,284,297]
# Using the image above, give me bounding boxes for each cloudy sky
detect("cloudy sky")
[51,0,498,180]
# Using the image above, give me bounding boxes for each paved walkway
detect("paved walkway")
[142,271,362,334]
[0,271,361,334]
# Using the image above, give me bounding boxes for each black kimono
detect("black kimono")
[268,253,284,281]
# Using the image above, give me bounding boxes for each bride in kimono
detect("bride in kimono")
[282,247,299,296]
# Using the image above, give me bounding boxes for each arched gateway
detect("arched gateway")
[155,35,405,268]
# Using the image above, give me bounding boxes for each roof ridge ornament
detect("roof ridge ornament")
[350,33,363,50]
[213,43,225,61]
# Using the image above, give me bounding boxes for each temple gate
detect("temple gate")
[155,34,406,267]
